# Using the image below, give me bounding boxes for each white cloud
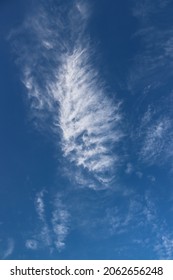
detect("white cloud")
[11,0,123,190]
[139,117,173,164]
[52,196,70,251]
[35,191,52,247]
[132,101,173,168]
[76,0,90,19]
[35,191,45,221]
[128,0,173,95]
[105,196,145,235]
[50,45,123,188]
[25,239,38,250]
[104,191,173,259]
[133,0,171,20]
[155,234,173,259]
[27,191,70,252]
[125,163,134,174]
[143,194,157,224]
[1,238,14,259]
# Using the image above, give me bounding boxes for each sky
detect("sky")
[0,0,173,260]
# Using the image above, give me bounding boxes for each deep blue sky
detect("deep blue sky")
[0,0,173,260]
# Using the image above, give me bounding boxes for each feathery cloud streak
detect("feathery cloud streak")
[26,191,70,252]
[136,104,173,166]
[11,0,123,189]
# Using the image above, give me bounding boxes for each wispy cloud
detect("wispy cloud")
[0,238,14,259]
[135,101,173,167]
[143,193,173,259]
[128,0,173,92]
[35,191,51,247]
[76,0,91,20]
[26,191,70,252]
[101,191,173,259]
[25,239,38,250]
[51,195,70,251]
[125,163,134,174]
[10,0,123,189]
[35,190,45,221]
[54,47,123,188]
[140,117,172,164]
[104,195,146,235]
[155,234,173,259]
[132,0,171,21]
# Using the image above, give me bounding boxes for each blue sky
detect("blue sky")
[0,0,173,260]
